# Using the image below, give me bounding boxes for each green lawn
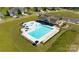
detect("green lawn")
[49,10,79,19]
[0,15,38,51]
[0,15,67,52]
[47,30,78,52]
[0,10,79,51]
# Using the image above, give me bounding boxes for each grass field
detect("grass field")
[0,15,38,51]
[0,10,79,51]
[0,15,67,52]
[49,10,79,19]
[47,30,78,52]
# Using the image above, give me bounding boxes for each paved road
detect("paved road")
[51,15,79,24]
[63,17,79,24]
[50,10,79,24]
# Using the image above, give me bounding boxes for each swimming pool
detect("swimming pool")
[28,25,53,39]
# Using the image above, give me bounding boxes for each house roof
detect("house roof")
[0,12,4,17]
[18,7,26,12]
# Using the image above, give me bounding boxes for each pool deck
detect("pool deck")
[21,21,60,45]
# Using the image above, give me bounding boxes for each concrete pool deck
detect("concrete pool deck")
[21,21,60,45]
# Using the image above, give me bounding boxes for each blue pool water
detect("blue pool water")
[28,25,53,39]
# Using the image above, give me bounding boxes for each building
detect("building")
[8,7,18,18]
[46,7,61,10]
[38,14,66,27]
[18,7,27,16]
[8,7,27,17]
[0,12,4,21]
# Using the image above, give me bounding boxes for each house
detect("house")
[55,19,66,27]
[0,12,4,21]
[34,7,42,12]
[8,7,18,18]
[46,7,61,11]
[37,14,66,27]
[8,7,27,18]
[18,7,27,16]
[49,16,66,27]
